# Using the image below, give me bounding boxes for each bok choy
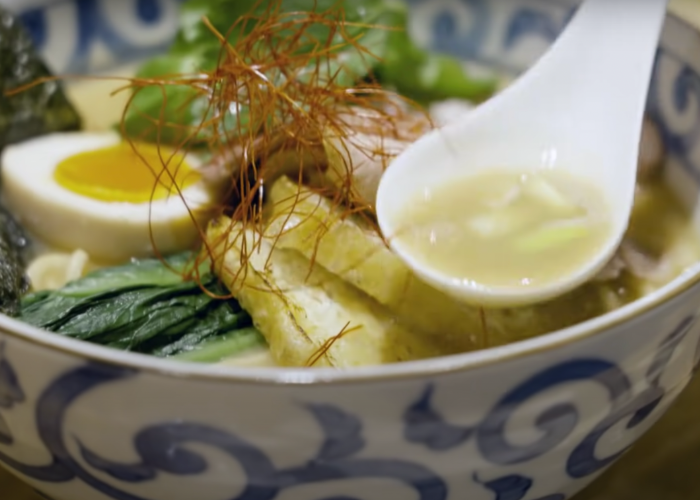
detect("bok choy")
[19,252,266,361]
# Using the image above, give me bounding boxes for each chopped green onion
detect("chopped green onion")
[468,210,536,238]
[521,176,584,217]
[515,221,591,252]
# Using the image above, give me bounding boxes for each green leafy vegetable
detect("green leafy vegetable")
[119,51,215,144]
[19,252,266,360]
[58,251,200,296]
[168,328,265,363]
[373,7,497,103]
[123,0,496,143]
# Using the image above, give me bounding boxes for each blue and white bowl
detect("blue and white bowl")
[1,0,182,74]
[1,1,700,500]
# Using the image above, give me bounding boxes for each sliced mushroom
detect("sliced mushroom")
[321,107,432,207]
[620,241,672,284]
[593,240,673,285]
[593,251,627,282]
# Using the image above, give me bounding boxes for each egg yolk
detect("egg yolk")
[54,142,201,203]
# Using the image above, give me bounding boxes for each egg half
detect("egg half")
[1,132,218,262]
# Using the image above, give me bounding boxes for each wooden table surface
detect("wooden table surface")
[4,0,700,498]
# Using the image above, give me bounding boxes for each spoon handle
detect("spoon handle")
[504,0,669,149]
[548,0,667,130]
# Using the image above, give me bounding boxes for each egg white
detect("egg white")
[1,132,217,262]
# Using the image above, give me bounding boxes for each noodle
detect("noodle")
[27,249,91,291]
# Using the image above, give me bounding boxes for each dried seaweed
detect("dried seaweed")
[0,6,81,149]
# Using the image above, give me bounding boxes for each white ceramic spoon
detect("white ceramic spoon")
[375,0,669,307]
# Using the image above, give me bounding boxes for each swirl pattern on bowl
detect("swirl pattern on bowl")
[15,0,182,74]
[0,307,699,500]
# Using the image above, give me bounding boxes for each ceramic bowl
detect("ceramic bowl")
[2,1,700,500]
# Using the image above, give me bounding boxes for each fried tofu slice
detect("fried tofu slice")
[207,220,456,368]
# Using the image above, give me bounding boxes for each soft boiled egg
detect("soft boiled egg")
[1,132,219,262]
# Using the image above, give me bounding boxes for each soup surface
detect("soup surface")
[389,169,612,288]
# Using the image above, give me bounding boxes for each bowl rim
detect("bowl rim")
[1,9,699,387]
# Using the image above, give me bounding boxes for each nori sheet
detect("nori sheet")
[0,6,82,149]
[0,203,28,316]
[0,7,75,314]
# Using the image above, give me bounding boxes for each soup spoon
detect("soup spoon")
[375,0,669,307]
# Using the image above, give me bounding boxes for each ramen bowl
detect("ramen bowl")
[1,1,700,500]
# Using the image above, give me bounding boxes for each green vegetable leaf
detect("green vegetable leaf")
[124,0,394,142]
[374,8,496,103]
[19,252,266,361]
[160,327,265,362]
[121,51,215,144]
[58,252,205,296]
[123,0,496,144]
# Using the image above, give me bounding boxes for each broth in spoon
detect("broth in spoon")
[388,169,612,290]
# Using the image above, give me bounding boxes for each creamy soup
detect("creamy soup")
[389,169,612,288]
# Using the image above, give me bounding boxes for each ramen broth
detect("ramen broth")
[390,169,612,288]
